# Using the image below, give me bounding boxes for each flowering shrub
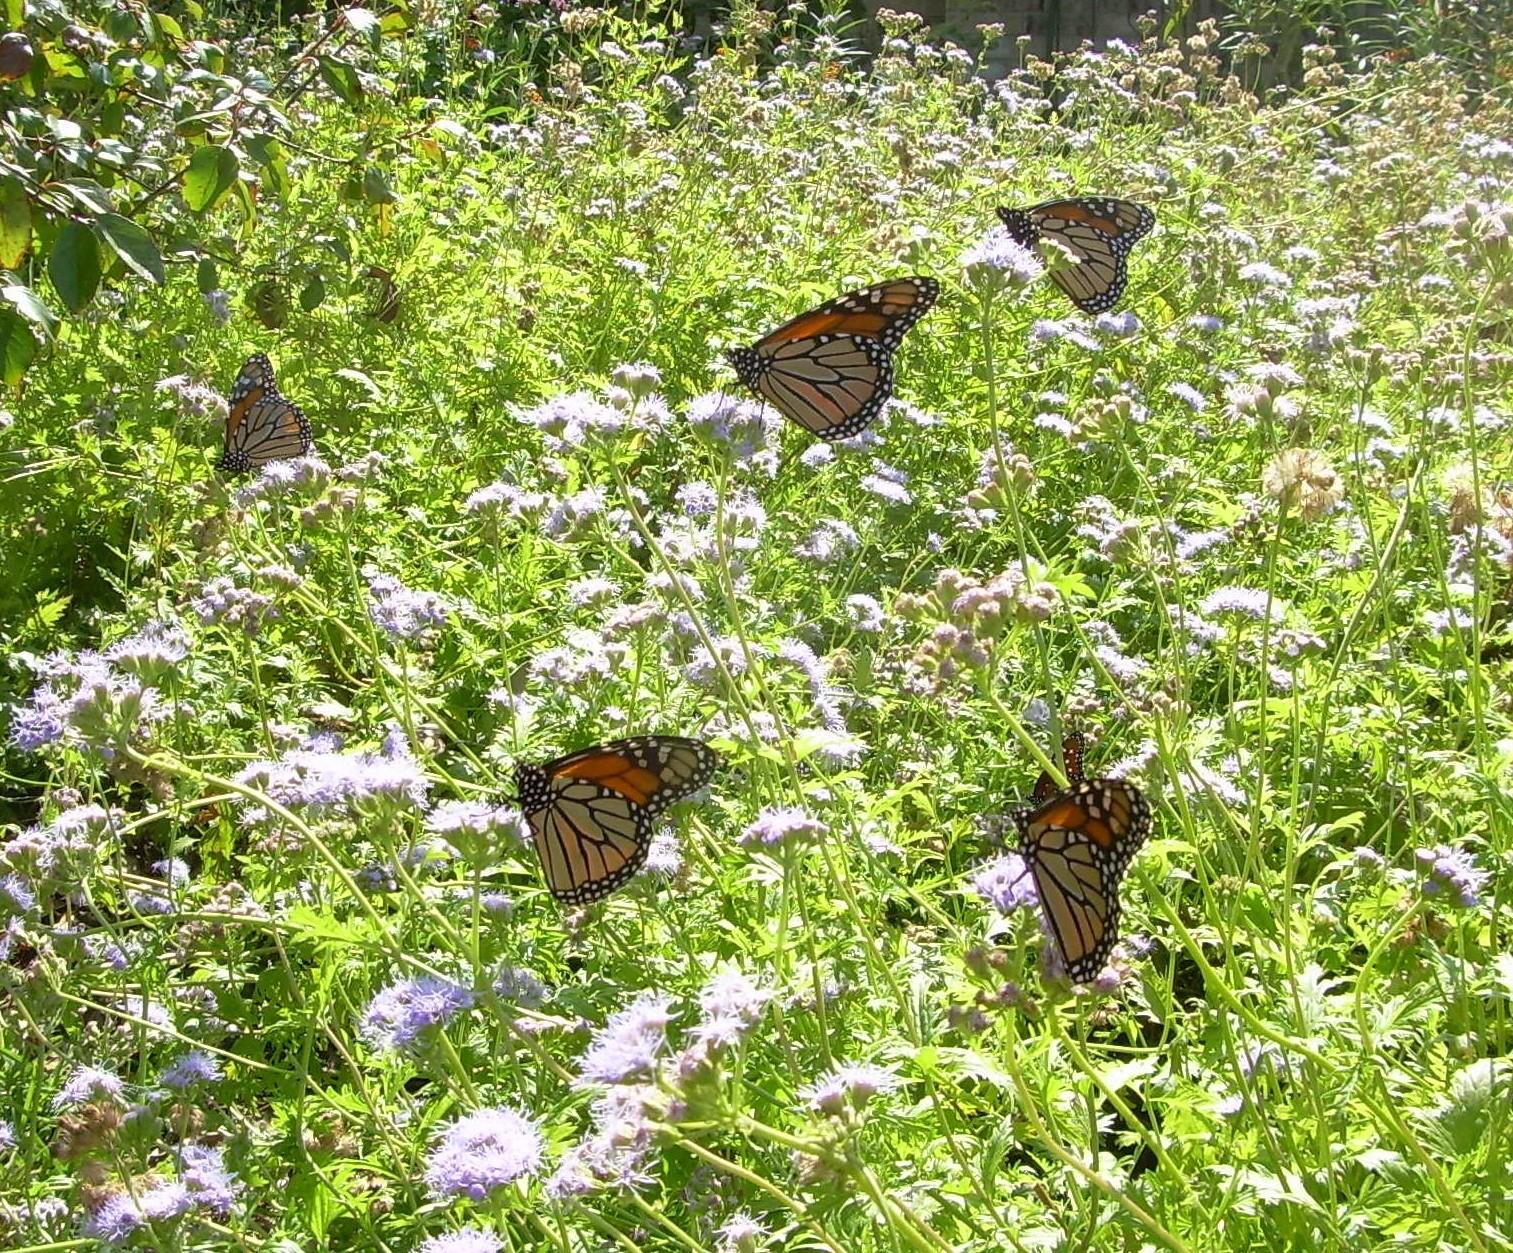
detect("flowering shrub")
[1,4,1510,1251]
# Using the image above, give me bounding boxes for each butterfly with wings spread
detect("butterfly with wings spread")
[515,736,720,905]
[727,277,939,440]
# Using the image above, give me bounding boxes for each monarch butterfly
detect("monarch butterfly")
[216,353,314,474]
[727,277,939,440]
[996,198,1155,315]
[1014,733,1151,983]
[515,736,719,905]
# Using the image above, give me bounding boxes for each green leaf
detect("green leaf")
[183,144,239,213]
[244,134,285,167]
[299,273,325,312]
[318,55,362,105]
[0,308,36,386]
[197,256,219,294]
[361,165,397,206]
[1,280,56,336]
[0,177,30,269]
[96,212,165,284]
[49,220,101,312]
[3,0,21,28]
[32,590,71,629]
[57,179,113,215]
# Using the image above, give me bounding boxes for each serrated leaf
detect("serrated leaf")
[96,212,164,284]
[0,177,30,269]
[49,220,101,312]
[183,144,239,213]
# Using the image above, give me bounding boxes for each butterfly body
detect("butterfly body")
[217,353,314,474]
[515,735,719,905]
[997,197,1155,314]
[1014,733,1151,983]
[727,277,938,439]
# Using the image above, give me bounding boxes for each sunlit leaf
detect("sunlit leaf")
[49,220,101,312]
[96,212,164,284]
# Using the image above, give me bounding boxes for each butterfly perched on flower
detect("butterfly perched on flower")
[514,736,719,904]
[216,353,314,474]
[1014,732,1151,983]
[996,198,1155,315]
[726,277,939,440]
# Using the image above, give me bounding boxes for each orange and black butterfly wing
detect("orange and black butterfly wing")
[997,198,1155,314]
[1014,778,1150,982]
[727,277,939,439]
[1030,731,1087,803]
[515,736,719,904]
[217,353,314,474]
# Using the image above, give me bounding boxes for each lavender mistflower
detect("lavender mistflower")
[960,226,1043,291]
[159,1050,222,1090]
[578,993,674,1086]
[465,480,547,519]
[739,806,825,849]
[180,1144,238,1213]
[973,853,1038,912]
[645,825,682,876]
[611,361,662,399]
[803,1063,900,1115]
[419,1230,505,1253]
[676,482,718,517]
[1167,382,1206,411]
[860,470,912,505]
[1188,313,1224,333]
[1,873,35,914]
[1238,261,1291,289]
[797,518,860,563]
[846,594,885,633]
[695,968,771,1048]
[367,571,447,640]
[54,1064,126,1111]
[83,1193,143,1243]
[799,442,835,468]
[1094,310,1140,337]
[426,1107,545,1200]
[204,289,231,324]
[1198,587,1276,621]
[426,800,528,848]
[235,733,430,814]
[1416,844,1487,908]
[686,392,780,465]
[105,620,189,680]
[360,974,475,1053]
[717,1212,769,1252]
[542,487,606,542]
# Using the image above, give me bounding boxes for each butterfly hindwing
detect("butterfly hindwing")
[996,197,1155,315]
[515,735,719,905]
[217,352,314,474]
[727,277,938,439]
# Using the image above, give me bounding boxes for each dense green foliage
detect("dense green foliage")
[2,3,1512,1251]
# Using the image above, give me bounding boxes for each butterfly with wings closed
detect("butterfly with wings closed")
[216,353,314,474]
[727,277,939,440]
[1014,732,1151,983]
[515,736,719,904]
[997,198,1155,315]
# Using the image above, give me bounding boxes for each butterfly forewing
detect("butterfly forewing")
[515,736,719,905]
[996,197,1155,315]
[1014,776,1151,983]
[727,277,938,438]
[216,352,314,474]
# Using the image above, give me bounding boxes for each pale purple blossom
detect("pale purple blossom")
[973,853,1037,912]
[1198,587,1276,621]
[367,571,447,640]
[961,226,1044,290]
[739,806,825,849]
[425,1107,545,1200]
[54,1065,126,1110]
[419,1230,504,1253]
[361,974,475,1053]
[1167,382,1206,411]
[159,1050,222,1090]
[846,594,885,632]
[1416,844,1487,907]
[803,1063,900,1115]
[578,993,674,1085]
